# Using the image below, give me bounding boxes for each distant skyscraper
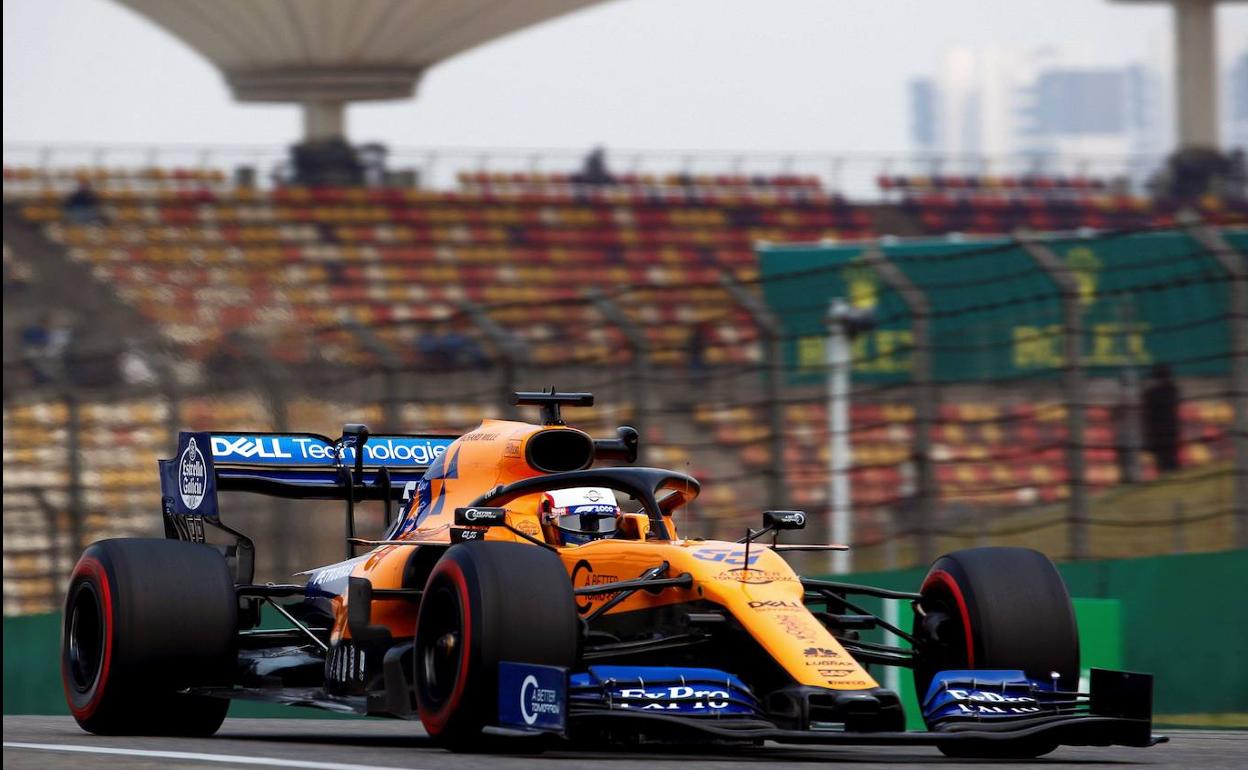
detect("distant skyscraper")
[910,79,939,152]
[1229,48,1248,150]
[1017,65,1164,157]
[1025,70,1128,135]
[909,48,1167,168]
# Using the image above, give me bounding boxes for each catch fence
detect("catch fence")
[3,222,1244,614]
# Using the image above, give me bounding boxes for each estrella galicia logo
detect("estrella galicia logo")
[178,437,207,510]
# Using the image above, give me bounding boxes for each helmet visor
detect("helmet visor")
[552,503,619,535]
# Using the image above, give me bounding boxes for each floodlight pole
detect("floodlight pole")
[827,299,854,575]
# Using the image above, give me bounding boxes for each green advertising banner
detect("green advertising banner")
[759,230,1244,385]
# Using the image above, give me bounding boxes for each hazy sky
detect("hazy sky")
[4,0,1247,155]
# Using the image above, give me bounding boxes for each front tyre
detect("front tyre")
[414,542,578,748]
[912,547,1079,759]
[62,538,237,736]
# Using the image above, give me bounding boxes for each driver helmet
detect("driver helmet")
[541,487,621,546]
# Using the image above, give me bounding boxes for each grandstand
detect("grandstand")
[2,166,873,367]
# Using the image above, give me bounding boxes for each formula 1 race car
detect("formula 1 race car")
[61,390,1164,757]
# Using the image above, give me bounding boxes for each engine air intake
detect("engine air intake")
[527,428,595,473]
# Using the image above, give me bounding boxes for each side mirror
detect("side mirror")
[763,510,807,530]
[454,507,508,527]
[594,425,640,463]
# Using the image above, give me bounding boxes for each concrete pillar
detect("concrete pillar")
[1174,0,1219,149]
[303,101,345,142]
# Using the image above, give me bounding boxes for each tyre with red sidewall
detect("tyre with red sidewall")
[913,547,1079,759]
[62,538,237,736]
[414,542,578,748]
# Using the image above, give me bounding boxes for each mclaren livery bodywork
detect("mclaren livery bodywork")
[61,391,1164,757]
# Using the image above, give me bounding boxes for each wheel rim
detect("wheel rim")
[65,580,105,694]
[418,583,464,707]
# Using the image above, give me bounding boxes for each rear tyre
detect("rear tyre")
[62,538,237,736]
[414,542,578,749]
[912,547,1078,759]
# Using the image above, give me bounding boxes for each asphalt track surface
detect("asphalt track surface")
[5,717,1247,770]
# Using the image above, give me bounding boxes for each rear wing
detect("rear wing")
[159,429,457,520]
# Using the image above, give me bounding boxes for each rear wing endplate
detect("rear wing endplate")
[159,430,457,519]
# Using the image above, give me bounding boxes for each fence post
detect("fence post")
[233,335,290,433]
[1172,500,1187,554]
[64,387,85,552]
[1017,233,1090,560]
[344,320,402,431]
[719,270,787,510]
[861,245,938,566]
[457,300,529,419]
[883,510,899,570]
[1182,216,1248,548]
[588,290,650,463]
[154,357,181,454]
[30,488,65,609]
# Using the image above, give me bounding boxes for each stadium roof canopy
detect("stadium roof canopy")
[115,0,605,141]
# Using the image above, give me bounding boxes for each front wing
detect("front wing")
[513,666,1165,750]
[566,710,1162,749]
[192,665,1165,751]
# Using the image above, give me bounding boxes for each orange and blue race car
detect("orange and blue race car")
[61,390,1164,758]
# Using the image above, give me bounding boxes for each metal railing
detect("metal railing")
[2,142,1167,198]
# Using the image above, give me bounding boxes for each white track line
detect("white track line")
[2,742,424,770]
